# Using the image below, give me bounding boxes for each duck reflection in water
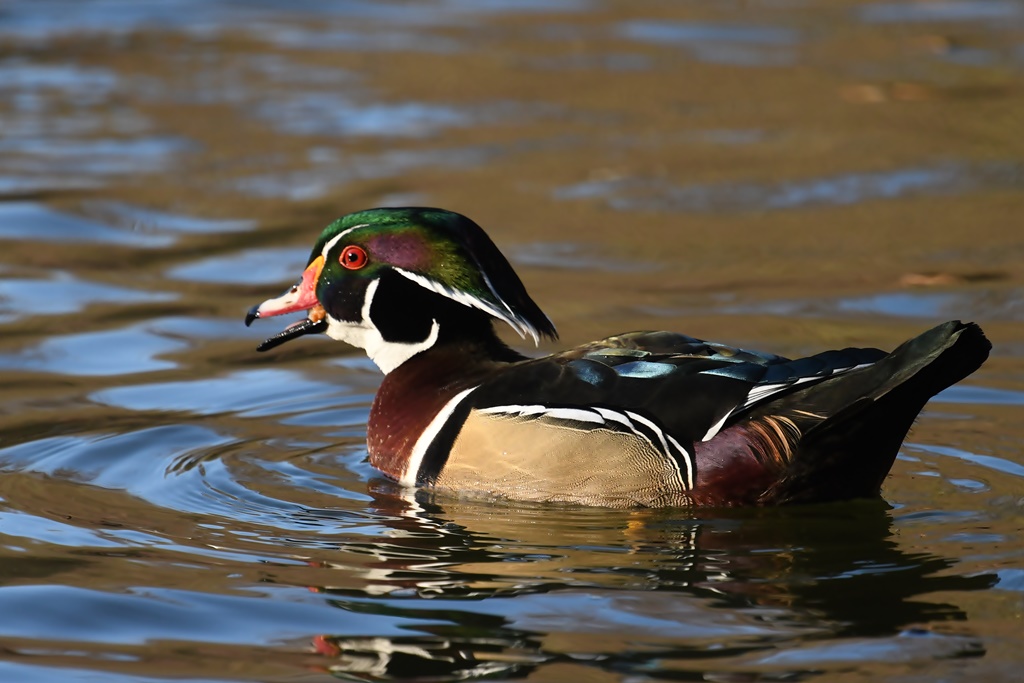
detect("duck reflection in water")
[293,486,993,681]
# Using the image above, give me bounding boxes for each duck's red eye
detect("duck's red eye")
[339,245,368,270]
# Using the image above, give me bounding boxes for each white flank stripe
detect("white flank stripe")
[593,407,634,430]
[478,404,604,424]
[598,408,687,491]
[480,404,542,417]
[712,360,882,440]
[401,385,478,487]
[701,411,731,442]
[741,361,878,410]
[626,410,686,490]
[595,408,663,453]
[666,434,694,490]
[625,411,671,457]
[538,407,604,424]
[742,382,789,409]
[479,403,688,491]
[478,404,526,415]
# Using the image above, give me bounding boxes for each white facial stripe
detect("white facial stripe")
[401,385,478,487]
[394,268,541,346]
[323,277,440,374]
[320,223,368,260]
[395,268,517,333]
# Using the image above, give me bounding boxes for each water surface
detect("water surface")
[1,1,1022,681]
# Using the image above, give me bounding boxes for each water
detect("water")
[1,1,1023,681]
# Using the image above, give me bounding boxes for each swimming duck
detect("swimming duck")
[246,207,990,507]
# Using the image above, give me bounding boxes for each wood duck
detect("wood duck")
[246,207,991,508]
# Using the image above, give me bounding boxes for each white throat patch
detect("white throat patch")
[324,278,440,374]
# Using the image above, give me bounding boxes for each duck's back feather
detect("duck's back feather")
[417,322,989,507]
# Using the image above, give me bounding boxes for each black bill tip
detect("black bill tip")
[244,305,260,327]
[256,318,328,352]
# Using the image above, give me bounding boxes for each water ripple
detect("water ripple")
[555,161,1024,213]
[909,443,1024,479]
[235,145,503,199]
[711,288,1024,323]
[0,272,173,323]
[0,584,375,644]
[0,202,172,247]
[619,20,800,67]
[168,247,309,284]
[862,1,1024,23]
[91,368,363,417]
[0,323,189,375]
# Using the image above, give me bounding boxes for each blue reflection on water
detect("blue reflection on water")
[90,202,255,234]
[908,443,1024,478]
[509,242,656,272]
[0,202,173,246]
[862,1,1024,23]
[619,20,799,66]
[257,95,471,138]
[0,272,173,324]
[168,247,309,284]
[555,161,1024,213]
[0,324,188,375]
[0,0,591,41]
[0,60,118,98]
[235,145,504,199]
[712,288,1024,324]
[937,384,1024,406]
[91,368,360,417]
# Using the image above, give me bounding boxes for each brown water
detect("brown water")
[1,1,1023,681]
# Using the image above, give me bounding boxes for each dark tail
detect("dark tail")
[756,321,991,504]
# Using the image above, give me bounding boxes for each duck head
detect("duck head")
[246,207,557,373]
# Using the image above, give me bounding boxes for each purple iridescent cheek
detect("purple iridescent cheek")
[367,233,432,270]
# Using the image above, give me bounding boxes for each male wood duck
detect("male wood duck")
[246,207,991,508]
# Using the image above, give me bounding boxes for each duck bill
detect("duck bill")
[245,255,328,352]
